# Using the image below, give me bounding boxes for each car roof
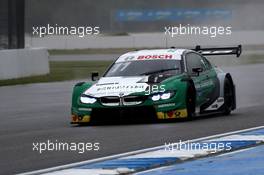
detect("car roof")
[116,49,189,63]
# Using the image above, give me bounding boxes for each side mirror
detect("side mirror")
[192,67,203,76]
[91,72,99,81]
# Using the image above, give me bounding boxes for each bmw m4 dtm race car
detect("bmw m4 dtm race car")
[71,45,242,124]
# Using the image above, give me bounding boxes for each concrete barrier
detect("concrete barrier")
[0,48,50,80]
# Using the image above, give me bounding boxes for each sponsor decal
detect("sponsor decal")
[137,54,173,60]
[116,50,183,63]
[96,84,145,92]
[78,108,92,111]
[157,112,165,119]
[85,77,149,97]
[205,97,224,111]
[157,109,187,119]
[86,84,148,97]
[158,103,176,108]
[82,115,91,122]
[71,115,91,123]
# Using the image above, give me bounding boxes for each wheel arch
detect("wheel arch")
[218,72,236,110]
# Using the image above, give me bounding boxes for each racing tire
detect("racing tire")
[186,83,196,119]
[223,78,234,115]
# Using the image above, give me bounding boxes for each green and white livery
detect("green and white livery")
[71,45,241,124]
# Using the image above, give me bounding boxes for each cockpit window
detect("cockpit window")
[104,60,182,77]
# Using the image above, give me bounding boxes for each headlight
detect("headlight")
[151,91,175,101]
[160,92,171,100]
[151,94,161,101]
[80,94,97,104]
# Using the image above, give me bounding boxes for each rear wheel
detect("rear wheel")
[223,78,233,115]
[186,84,196,118]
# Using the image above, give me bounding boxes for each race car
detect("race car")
[71,45,241,124]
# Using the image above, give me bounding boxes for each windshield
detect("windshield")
[104,60,182,77]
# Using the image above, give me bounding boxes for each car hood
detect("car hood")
[84,76,149,97]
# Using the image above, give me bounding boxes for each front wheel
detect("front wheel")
[186,84,196,118]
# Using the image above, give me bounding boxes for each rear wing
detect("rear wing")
[193,45,242,57]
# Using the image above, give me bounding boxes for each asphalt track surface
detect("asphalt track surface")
[0,63,264,174]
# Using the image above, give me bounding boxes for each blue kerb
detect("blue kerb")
[240,128,264,135]
[173,140,258,150]
[68,128,264,173]
[137,145,264,175]
[77,157,179,170]
[75,141,257,170]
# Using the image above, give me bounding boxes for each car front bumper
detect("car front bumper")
[71,105,188,124]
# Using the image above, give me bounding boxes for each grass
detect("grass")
[0,61,112,86]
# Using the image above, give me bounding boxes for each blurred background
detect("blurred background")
[0,0,264,84]
[1,0,264,49]
[24,0,264,33]
[26,0,264,33]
